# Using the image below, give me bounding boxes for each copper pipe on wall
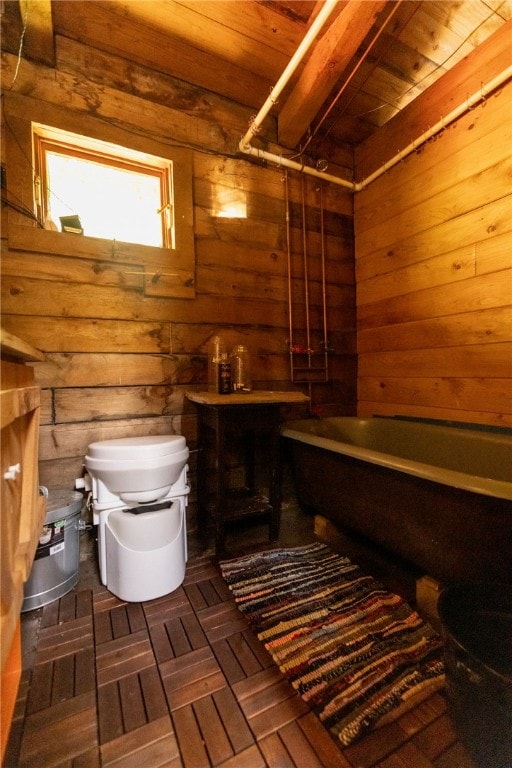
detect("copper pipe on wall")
[319,182,329,382]
[286,172,330,387]
[301,173,311,359]
[285,169,294,367]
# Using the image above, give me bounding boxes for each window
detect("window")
[33,124,174,248]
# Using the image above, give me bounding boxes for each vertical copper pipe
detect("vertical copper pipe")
[285,169,295,381]
[319,183,329,381]
[301,173,311,357]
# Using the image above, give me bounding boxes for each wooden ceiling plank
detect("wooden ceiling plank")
[397,5,473,68]
[423,0,501,41]
[173,0,306,55]
[264,1,318,25]
[20,0,55,66]
[355,18,512,178]
[102,0,294,81]
[278,0,389,149]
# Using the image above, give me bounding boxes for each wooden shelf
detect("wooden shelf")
[224,490,272,522]
[1,329,44,759]
[0,328,45,362]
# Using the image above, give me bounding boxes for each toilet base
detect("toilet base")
[98,497,188,602]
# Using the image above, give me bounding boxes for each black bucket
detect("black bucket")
[438,584,512,768]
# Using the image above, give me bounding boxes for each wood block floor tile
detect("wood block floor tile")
[160,646,227,710]
[96,628,155,686]
[100,715,181,767]
[18,690,98,768]
[197,601,250,644]
[34,615,94,664]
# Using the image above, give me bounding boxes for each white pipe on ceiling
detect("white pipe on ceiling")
[239,0,340,152]
[240,142,357,190]
[238,8,512,194]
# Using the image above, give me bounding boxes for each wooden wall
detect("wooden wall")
[0,44,356,522]
[354,28,512,428]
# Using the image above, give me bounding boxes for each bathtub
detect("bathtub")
[281,417,512,585]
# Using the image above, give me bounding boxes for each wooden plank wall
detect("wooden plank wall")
[0,44,356,523]
[354,74,512,428]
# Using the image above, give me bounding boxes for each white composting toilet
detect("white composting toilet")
[84,435,190,603]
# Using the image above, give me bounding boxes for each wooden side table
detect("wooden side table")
[186,391,309,555]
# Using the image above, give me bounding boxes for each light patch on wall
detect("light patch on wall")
[211,186,247,218]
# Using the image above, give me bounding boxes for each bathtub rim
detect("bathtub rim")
[281,417,512,502]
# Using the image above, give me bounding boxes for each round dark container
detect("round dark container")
[22,489,84,612]
[438,584,512,768]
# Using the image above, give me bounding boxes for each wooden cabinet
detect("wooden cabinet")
[1,329,45,759]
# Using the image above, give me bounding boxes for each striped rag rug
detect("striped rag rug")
[220,542,445,746]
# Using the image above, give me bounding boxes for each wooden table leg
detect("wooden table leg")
[214,410,227,555]
[268,406,282,541]
[196,411,208,531]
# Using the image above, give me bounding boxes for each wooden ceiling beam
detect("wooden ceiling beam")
[20,0,55,66]
[277,0,389,150]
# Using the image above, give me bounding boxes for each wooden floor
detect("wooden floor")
[4,506,479,768]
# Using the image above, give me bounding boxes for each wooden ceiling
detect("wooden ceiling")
[3,0,512,159]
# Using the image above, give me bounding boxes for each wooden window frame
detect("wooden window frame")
[33,125,174,249]
[3,97,195,299]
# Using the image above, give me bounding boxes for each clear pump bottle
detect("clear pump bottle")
[230,345,252,392]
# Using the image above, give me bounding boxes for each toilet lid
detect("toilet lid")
[87,435,187,460]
